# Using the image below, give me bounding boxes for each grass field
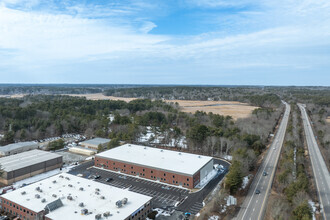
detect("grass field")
[67,93,257,120]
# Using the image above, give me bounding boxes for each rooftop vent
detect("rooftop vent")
[95,214,102,220]
[116,200,122,208]
[179,152,182,155]
[21,191,26,195]
[81,209,88,215]
[95,191,100,195]
[65,177,70,180]
[68,184,73,187]
[59,175,64,178]
[79,187,84,191]
[67,195,73,201]
[161,149,163,152]
[35,194,40,199]
[122,198,128,205]
[79,202,84,207]
[95,188,100,192]
[128,144,131,147]
[52,180,56,184]
[144,147,147,149]
[103,212,110,217]
[198,156,202,158]
[35,187,40,191]
[41,198,46,203]
[52,194,57,198]
[100,196,105,200]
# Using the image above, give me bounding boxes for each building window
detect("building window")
[187,184,189,186]
[173,175,175,178]
[164,173,166,176]
[113,162,115,165]
[131,166,133,169]
[184,183,186,186]
[187,178,189,181]
[124,165,126,167]
[151,170,153,173]
[143,169,145,172]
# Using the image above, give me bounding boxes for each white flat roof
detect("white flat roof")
[0,150,62,172]
[80,138,111,146]
[96,144,213,176]
[2,173,152,220]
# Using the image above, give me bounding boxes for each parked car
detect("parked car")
[105,178,113,182]
[94,175,101,179]
[263,171,268,176]
[255,189,261,194]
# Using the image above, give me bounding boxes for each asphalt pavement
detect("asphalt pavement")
[299,104,330,220]
[236,101,291,220]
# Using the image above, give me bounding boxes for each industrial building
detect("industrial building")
[95,144,214,189]
[0,141,39,156]
[80,138,111,150]
[69,146,97,156]
[1,173,152,220]
[0,150,62,185]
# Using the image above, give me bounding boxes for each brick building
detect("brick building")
[95,144,214,189]
[1,173,152,220]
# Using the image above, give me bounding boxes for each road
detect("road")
[298,104,330,220]
[236,101,290,220]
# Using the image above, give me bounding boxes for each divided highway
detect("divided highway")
[299,104,330,220]
[236,102,290,220]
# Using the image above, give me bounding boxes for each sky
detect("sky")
[0,0,329,86]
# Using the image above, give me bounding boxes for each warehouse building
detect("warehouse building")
[80,138,111,150]
[0,150,62,185]
[95,144,214,189]
[0,141,39,156]
[1,173,152,220]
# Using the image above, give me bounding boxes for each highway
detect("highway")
[236,102,290,220]
[298,104,330,220]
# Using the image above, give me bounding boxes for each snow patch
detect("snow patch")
[241,176,249,189]
[208,215,220,220]
[222,155,232,161]
[308,200,316,220]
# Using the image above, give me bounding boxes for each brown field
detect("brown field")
[67,93,137,102]
[326,117,330,123]
[167,100,258,120]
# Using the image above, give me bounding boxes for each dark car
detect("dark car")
[255,189,261,194]
[94,175,101,179]
[105,178,113,182]
[263,171,268,176]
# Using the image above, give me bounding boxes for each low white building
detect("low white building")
[80,138,111,150]
[1,173,152,220]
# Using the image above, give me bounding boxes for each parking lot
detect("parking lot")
[69,164,189,208]
[68,158,230,215]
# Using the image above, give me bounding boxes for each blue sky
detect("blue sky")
[0,0,329,85]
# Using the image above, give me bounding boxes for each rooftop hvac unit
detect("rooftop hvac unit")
[52,194,57,198]
[68,184,73,187]
[95,191,100,195]
[95,188,100,191]
[81,208,88,215]
[95,214,102,220]
[21,191,26,195]
[65,177,70,180]
[198,156,201,158]
[121,198,128,205]
[116,200,122,208]
[41,198,46,203]
[35,187,40,191]
[35,194,40,199]
[59,175,64,178]
[161,149,163,152]
[79,187,84,191]
[100,196,105,200]
[52,180,56,184]
[179,152,182,155]
[67,195,73,201]
[144,147,147,149]
[103,212,110,217]
[79,202,84,207]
